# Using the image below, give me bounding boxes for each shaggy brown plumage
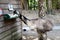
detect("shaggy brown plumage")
[13,10,53,40]
[19,14,53,40]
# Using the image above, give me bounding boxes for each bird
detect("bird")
[13,10,53,40]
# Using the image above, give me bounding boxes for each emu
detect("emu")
[14,10,53,40]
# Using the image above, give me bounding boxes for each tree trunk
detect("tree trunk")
[20,0,28,10]
[38,0,47,18]
[46,0,52,14]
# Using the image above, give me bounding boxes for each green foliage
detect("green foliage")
[56,0,60,9]
[52,0,57,9]
[28,0,60,10]
[28,0,38,10]
[52,0,60,9]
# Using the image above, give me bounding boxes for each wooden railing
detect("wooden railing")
[0,0,22,40]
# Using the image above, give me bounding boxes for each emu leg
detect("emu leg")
[19,37,22,40]
[39,32,47,40]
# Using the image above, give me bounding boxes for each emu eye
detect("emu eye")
[23,29,26,31]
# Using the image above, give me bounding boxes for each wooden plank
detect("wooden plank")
[9,0,20,5]
[0,4,21,9]
[0,16,4,22]
[0,24,16,34]
[0,0,8,3]
[0,19,21,34]
[3,10,9,14]
[1,29,21,40]
[0,18,21,28]
[0,26,17,39]
[1,30,21,40]
[3,9,21,14]
[0,0,22,40]
[0,19,16,33]
[0,22,4,28]
[0,2,20,5]
[0,0,20,4]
